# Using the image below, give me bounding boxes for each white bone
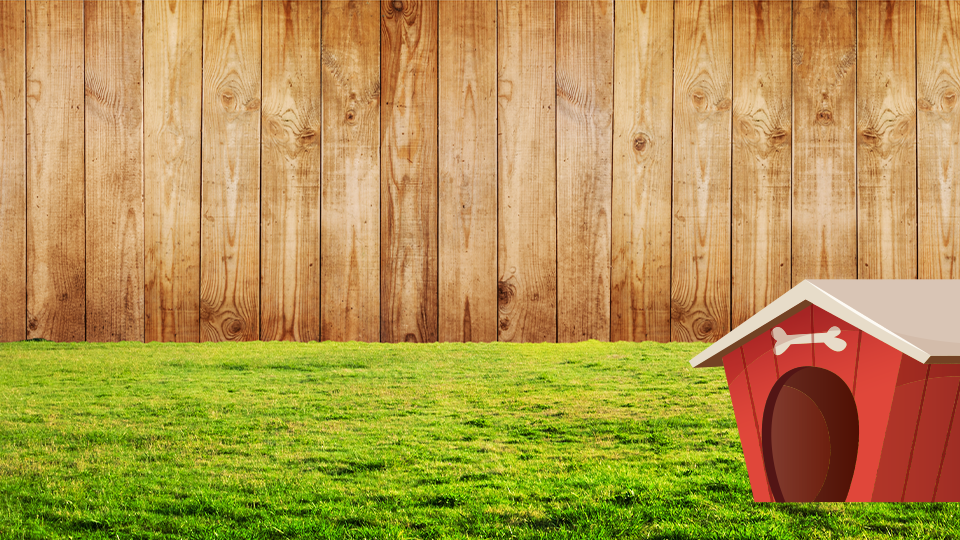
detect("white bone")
[771,326,846,355]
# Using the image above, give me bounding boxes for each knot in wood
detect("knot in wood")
[245,98,260,111]
[769,128,789,146]
[918,97,934,111]
[497,280,516,307]
[219,90,236,111]
[632,133,648,153]
[345,109,358,125]
[298,129,317,146]
[690,90,707,111]
[943,91,958,111]
[391,0,404,12]
[816,109,833,126]
[859,127,879,147]
[697,318,714,336]
[225,318,244,337]
[716,98,731,111]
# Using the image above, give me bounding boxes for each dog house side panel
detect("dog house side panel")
[811,306,860,388]
[870,357,930,501]
[903,366,960,501]
[933,375,960,501]
[845,333,903,502]
[723,349,773,502]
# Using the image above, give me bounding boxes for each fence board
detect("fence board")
[857,1,917,280]
[0,1,25,342]
[25,0,86,342]
[438,0,497,343]
[792,0,857,281]
[671,0,732,342]
[261,1,321,341]
[497,0,557,343]
[380,0,438,343]
[84,0,144,342]
[918,0,960,279]
[200,0,261,342]
[320,0,380,342]
[557,0,613,342]
[732,0,792,328]
[144,0,202,342]
[611,0,672,343]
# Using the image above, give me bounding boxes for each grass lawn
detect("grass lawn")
[0,340,957,539]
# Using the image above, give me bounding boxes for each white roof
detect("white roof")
[690,280,960,367]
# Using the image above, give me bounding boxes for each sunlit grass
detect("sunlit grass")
[0,340,957,539]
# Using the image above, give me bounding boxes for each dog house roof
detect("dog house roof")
[690,280,960,367]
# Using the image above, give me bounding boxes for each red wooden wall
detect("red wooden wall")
[723,305,960,502]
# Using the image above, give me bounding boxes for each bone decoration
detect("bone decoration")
[771,326,847,355]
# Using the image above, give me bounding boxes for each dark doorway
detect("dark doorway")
[762,367,859,502]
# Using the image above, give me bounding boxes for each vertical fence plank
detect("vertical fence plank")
[144,0,202,342]
[557,0,613,343]
[671,0,732,342]
[380,0,438,343]
[84,0,144,342]
[25,1,85,342]
[0,1,25,342]
[611,0,672,343]
[918,0,960,279]
[857,1,917,280]
[497,0,556,343]
[321,0,380,342]
[792,0,857,282]
[201,0,261,342]
[732,1,792,328]
[261,1,321,341]
[438,0,497,343]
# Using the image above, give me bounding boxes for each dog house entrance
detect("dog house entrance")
[762,367,859,502]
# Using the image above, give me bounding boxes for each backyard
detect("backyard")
[0,340,956,539]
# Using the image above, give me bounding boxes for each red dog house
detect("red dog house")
[691,280,960,502]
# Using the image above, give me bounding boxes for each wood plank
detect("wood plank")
[261,1,321,342]
[200,0,261,342]
[0,1,25,342]
[556,0,612,343]
[732,0,791,328]
[84,0,143,342]
[25,1,85,342]
[380,0,438,343]
[918,0,960,279]
[671,0,732,342]
[792,0,857,282]
[320,0,380,342]
[144,0,202,342]
[438,0,497,343]
[497,0,556,343]
[857,1,917,280]
[611,0,672,343]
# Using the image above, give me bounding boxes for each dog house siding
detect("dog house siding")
[845,333,903,501]
[933,387,960,501]
[722,349,773,501]
[812,306,859,387]
[871,360,930,501]
[903,367,960,501]
[772,305,814,374]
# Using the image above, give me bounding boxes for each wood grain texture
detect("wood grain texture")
[25,0,85,341]
[200,0,261,342]
[144,0,202,342]
[497,0,556,343]
[261,1,321,341]
[320,0,380,342]
[0,1,25,342]
[918,0,960,279]
[732,0,792,328]
[438,0,497,343]
[84,0,143,342]
[380,0,438,343]
[556,0,612,343]
[792,0,857,282]
[671,0,732,343]
[857,0,917,280]
[611,0,672,343]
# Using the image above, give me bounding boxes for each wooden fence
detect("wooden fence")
[0,0,955,343]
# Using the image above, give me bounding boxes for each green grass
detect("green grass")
[0,340,957,539]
